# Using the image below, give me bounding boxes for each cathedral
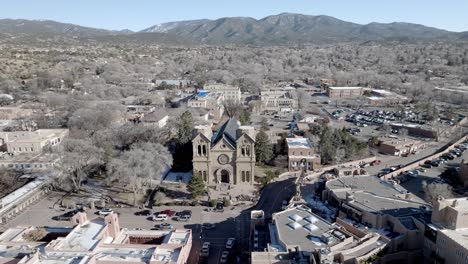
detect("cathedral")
[192,118,256,190]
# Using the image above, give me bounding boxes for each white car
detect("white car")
[98,208,113,215]
[200,242,210,257]
[153,214,168,221]
[226,237,236,249]
[220,251,229,263]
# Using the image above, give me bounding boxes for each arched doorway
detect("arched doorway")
[220,169,230,183]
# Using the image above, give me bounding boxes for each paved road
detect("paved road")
[254,177,297,216]
[1,176,298,264]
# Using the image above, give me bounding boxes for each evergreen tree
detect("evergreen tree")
[173,111,194,172]
[176,111,193,145]
[255,127,273,164]
[239,108,251,125]
[260,117,269,131]
[319,126,336,164]
[187,172,205,199]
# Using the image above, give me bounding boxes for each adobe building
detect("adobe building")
[0,129,68,154]
[251,205,389,264]
[426,197,468,264]
[192,118,256,191]
[376,137,426,156]
[459,159,468,188]
[322,176,431,263]
[326,87,363,99]
[0,212,192,263]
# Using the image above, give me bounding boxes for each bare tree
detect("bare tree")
[107,143,172,205]
[68,103,126,134]
[423,181,454,205]
[223,99,242,118]
[57,139,103,193]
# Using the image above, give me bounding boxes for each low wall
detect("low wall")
[302,156,377,181]
[382,134,468,181]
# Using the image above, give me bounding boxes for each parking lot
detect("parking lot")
[0,192,251,264]
[396,141,468,199]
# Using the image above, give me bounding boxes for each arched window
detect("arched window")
[241,171,246,182]
[246,145,250,156]
[202,145,207,156]
[241,147,246,156]
[203,171,207,181]
[198,145,202,156]
[246,171,250,182]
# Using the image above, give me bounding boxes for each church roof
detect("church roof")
[211,118,239,146]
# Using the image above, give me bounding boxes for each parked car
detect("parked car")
[53,210,80,221]
[220,251,229,263]
[371,160,382,166]
[201,242,210,257]
[177,214,191,221]
[202,223,216,230]
[155,223,174,230]
[98,208,113,216]
[175,210,191,216]
[158,209,176,217]
[226,238,236,249]
[214,202,224,213]
[153,214,168,221]
[135,210,151,216]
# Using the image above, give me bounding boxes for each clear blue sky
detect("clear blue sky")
[1,0,467,32]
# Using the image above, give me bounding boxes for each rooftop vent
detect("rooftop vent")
[304,224,318,232]
[289,214,302,222]
[288,222,302,230]
[304,216,318,224]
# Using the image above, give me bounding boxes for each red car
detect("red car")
[158,209,176,217]
[371,160,382,166]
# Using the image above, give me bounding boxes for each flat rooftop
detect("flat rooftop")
[56,219,105,252]
[272,205,348,252]
[440,228,468,250]
[95,248,155,263]
[286,138,312,149]
[441,197,468,212]
[326,176,430,216]
[329,87,362,90]
[1,129,68,143]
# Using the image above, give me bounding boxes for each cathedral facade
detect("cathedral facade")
[192,118,256,189]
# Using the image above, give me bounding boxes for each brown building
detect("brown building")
[376,138,426,156]
[366,89,409,106]
[286,137,321,171]
[390,123,438,139]
[322,176,431,263]
[459,159,468,188]
[426,198,468,264]
[251,206,388,264]
[192,118,256,191]
[326,87,363,99]
[0,212,192,263]
[0,129,68,154]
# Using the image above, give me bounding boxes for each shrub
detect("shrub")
[209,199,217,207]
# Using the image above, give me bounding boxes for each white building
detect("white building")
[0,129,68,154]
[203,84,241,102]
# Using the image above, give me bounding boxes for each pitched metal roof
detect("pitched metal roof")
[211,118,239,146]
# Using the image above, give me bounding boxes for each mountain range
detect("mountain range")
[1,13,467,45]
